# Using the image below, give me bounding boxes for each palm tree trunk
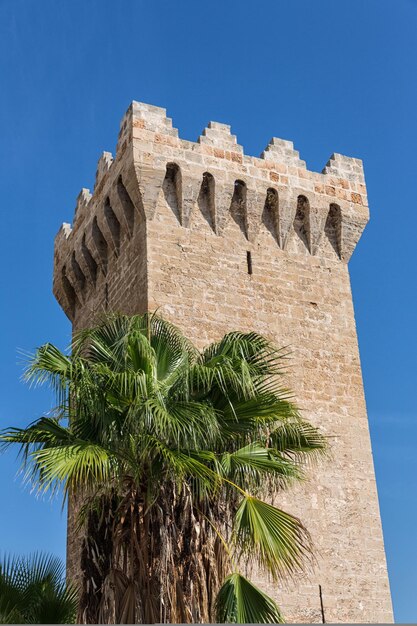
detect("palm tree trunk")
[78,495,116,624]
[77,484,228,624]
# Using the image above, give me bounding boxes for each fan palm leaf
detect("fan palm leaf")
[234,496,312,581]
[0,553,77,624]
[215,573,284,624]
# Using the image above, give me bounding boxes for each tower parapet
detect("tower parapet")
[54,101,369,322]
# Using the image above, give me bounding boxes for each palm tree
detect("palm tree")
[1,314,327,624]
[0,552,77,623]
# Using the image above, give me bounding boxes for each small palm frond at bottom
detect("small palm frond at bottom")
[25,584,78,624]
[0,555,25,624]
[0,552,77,624]
[215,573,284,624]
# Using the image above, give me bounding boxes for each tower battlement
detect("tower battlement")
[55,102,392,624]
[54,101,369,322]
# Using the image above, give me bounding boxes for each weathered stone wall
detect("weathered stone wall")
[54,102,393,623]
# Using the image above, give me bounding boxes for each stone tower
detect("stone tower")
[53,101,393,623]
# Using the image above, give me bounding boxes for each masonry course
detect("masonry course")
[53,101,393,623]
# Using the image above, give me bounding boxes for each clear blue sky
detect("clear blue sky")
[0,0,415,622]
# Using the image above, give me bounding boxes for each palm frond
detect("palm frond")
[218,443,302,490]
[0,554,26,624]
[215,572,284,623]
[233,496,312,581]
[149,313,198,382]
[269,419,329,461]
[0,553,77,624]
[24,343,72,385]
[203,332,289,377]
[29,441,116,496]
[144,437,218,493]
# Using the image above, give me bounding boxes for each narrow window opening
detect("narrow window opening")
[319,584,326,623]
[246,250,253,275]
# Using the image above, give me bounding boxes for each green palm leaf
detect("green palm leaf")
[219,443,302,489]
[0,553,77,624]
[215,572,284,623]
[234,496,312,581]
[270,419,328,461]
[30,442,115,496]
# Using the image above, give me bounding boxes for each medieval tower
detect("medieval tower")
[53,101,393,623]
